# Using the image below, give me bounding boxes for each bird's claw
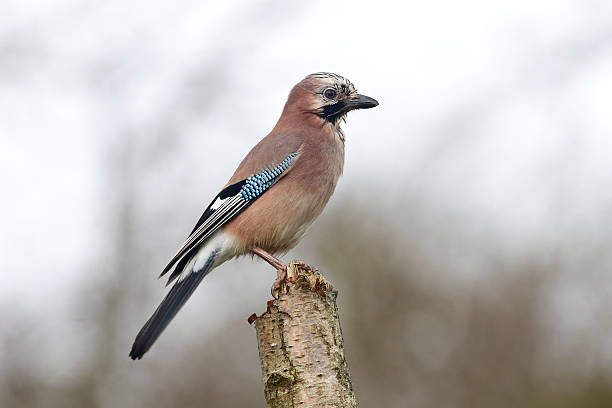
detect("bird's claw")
[271,266,288,299]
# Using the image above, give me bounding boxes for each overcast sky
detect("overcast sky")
[1,1,612,383]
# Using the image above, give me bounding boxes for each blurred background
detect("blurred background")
[2,0,612,407]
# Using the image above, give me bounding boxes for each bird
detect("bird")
[129,72,378,360]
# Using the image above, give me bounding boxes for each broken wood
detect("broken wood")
[251,260,357,408]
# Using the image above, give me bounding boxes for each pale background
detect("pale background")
[2,1,612,407]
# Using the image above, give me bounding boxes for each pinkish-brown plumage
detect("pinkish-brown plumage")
[224,76,347,255]
[129,73,377,359]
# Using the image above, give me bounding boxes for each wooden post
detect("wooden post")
[250,261,357,408]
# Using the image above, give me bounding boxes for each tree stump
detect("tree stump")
[250,260,357,408]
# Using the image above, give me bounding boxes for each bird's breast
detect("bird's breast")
[225,132,344,255]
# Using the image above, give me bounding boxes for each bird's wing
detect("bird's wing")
[159,151,300,283]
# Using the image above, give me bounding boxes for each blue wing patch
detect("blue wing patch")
[240,153,297,201]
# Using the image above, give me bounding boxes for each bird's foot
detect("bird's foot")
[271,266,288,299]
[250,246,289,298]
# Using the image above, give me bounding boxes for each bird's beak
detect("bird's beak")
[344,94,379,111]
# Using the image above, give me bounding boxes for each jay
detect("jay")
[129,72,378,359]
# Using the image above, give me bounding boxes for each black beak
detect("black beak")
[319,93,379,123]
[345,94,379,111]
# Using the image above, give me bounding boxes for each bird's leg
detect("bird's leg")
[251,246,287,270]
[251,246,288,298]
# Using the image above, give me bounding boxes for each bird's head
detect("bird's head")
[284,72,378,129]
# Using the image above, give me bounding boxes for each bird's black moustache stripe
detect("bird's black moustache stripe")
[318,101,345,124]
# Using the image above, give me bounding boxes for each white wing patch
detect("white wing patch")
[210,196,228,210]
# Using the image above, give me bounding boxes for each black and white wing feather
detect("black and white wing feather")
[159,180,248,283]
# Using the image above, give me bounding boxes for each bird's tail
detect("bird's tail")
[129,250,219,360]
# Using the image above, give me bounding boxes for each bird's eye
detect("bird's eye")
[324,88,337,99]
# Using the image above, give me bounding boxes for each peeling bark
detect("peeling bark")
[252,261,357,408]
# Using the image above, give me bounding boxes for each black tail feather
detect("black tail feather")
[129,251,218,360]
